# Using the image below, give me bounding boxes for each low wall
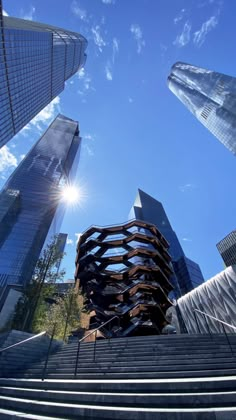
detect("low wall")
[0,329,62,377]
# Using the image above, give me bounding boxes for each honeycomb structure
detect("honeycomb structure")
[75,220,173,337]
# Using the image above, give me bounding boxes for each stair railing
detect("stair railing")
[0,331,47,378]
[41,323,57,381]
[0,331,46,354]
[193,308,236,356]
[74,315,120,377]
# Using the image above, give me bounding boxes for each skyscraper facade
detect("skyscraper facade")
[0,3,87,148]
[129,189,204,297]
[217,230,236,267]
[53,232,68,276]
[167,62,236,155]
[0,114,81,303]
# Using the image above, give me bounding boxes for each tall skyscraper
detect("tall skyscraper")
[167,62,236,155]
[129,189,204,297]
[0,114,81,311]
[217,230,236,267]
[0,3,87,148]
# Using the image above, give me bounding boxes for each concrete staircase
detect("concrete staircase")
[0,333,236,418]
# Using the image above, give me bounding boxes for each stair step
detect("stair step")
[0,407,67,419]
[22,368,236,380]
[1,376,236,392]
[60,342,236,353]
[69,334,236,344]
[58,344,236,352]
[60,340,236,349]
[1,386,236,408]
[26,361,236,373]
[0,395,236,419]
[47,348,236,359]
[2,334,236,418]
[42,356,236,366]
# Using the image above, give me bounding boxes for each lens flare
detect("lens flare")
[61,185,80,204]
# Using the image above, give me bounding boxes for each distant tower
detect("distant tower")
[217,230,236,267]
[167,62,236,155]
[53,233,68,277]
[129,189,204,297]
[0,115,81,304]
[0,3,87,147]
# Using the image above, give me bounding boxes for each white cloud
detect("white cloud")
[83,144,94,156]
[71,0,88,21]
[78,68,85,79]
[66,238,74,245]
[3,9,9,16]
[103,38,119,82]
[182,237,192,242]
[23,96,60,132]
[112,38,119,63]
[130,24,145,54]
[84,134,94,141]
[193,15,218,47]
[83,134,95,156]
[0,146,17,172]
[19,154,26,161]
[173,20,191,47]
[102,0,116,4]
[179,183,196,192]
[18,124,31,137]
[174,8,186,24]
[105,62,113,81]
[77,68,93,94]
[91,25,106,52]
[20,6,36,21]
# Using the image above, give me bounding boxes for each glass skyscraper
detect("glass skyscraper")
[0,114,81,307]
[129,189,204,297]
[167,62,236,155]
[0,4,87,148]
[217,230,236,267]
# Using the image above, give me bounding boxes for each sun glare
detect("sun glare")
[62,185,80,204]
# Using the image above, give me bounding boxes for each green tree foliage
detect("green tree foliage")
[34,287,81,340]
[12,236,67,332]
[11,281,56,331]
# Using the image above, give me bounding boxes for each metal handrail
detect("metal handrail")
[194,309,236,331]
[74,315,120,377]
[0,331,46,353]
[194,308,236,356]
[80,315,120,343]
[42,323,57,381]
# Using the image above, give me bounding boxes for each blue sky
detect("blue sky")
[1,0,236,282]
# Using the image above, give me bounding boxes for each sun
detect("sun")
[61,185,80,204]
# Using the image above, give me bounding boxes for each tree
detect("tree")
[11,281,56,331]
[33,286,81,340]
[12,236,66,332]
